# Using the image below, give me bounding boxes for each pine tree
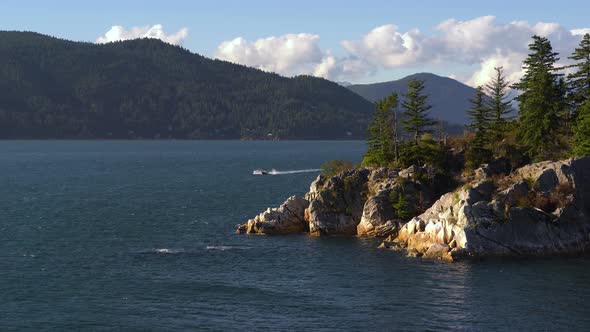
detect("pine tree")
[568,33,590,114]
[485,66,513,141]
[392,192,412,220]
[512,35,565,160]
[573,99,590,156]
[401,79,435,145]
[363,92,399,166]
[466,86,494,168]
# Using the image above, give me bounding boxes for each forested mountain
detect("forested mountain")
[348,73,480,125]
[0,31,373,139]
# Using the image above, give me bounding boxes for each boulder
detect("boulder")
[357,191,397,237]
[474,158,511,180]
[423,243,451,261]
[398,165,418,179]
[236,195,309,235]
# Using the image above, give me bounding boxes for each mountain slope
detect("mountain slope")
[0,31,373,139]
[348,73,478,125]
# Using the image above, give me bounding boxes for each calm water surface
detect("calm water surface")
[1,141,589,331]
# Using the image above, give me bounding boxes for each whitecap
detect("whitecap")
[153,248,183,254]
[205,245,250,251]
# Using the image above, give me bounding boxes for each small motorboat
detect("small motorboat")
[260,170,269,175]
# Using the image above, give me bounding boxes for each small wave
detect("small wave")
[138,246,250,255]
[253,168,321,175]
[151,248,184,254]
[206,245,250,251]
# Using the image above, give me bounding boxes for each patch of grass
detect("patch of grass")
[411,170,429,184]
[452,192,461,205]
[397,176,409,188]
[513,182,575,213]
[343,174,358,192]
[345,206,352,216]
[321,160,354,178]
[524,176,536,190]
[389,190,415,220]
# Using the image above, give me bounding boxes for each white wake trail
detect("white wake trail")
[253,168,321,175]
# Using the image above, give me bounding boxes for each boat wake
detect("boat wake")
[253,168,321,175]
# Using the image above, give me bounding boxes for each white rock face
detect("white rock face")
[384,158,590,261]
[357,192,397,237]
[236,195,309,234]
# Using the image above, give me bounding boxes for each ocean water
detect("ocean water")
[1,140,589,331]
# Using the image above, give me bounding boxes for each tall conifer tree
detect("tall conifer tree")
[512,35,565,160]
[485,66,513,139]
[401,79,435,145]
[568,33,590,113]
[466,86,493,168]
[573,99,590,156]
[363,92,399,166]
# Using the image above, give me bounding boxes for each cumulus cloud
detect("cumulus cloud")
[572,28,590,36]
[342,16,588,86]
[214,33,371,80]
[342,25,427,68]
[215,33,324,77]
[96,24,188,45]
[213,17,589,85]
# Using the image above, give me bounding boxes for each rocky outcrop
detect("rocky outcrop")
[305,168,370,236]
[238,166,441,237]
[236,195,309,234]
[381,158,590,261]
[238,156,590,262]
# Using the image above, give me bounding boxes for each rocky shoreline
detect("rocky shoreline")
[237,157,590,262]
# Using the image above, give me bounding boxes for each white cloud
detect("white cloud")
[466,52,526,87]
[342,17,588,86]
[341,25,427,68]
[214,33,372,80]
[215,33,324,77]
[96,24,188,45]
[213,17,588,85]
[571,28,590,36]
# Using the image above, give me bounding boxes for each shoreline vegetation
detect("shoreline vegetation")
[238,33,590,262]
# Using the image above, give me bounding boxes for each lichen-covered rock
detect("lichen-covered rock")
[236,195,309,234]
[385,157,590,261]
[307,168,371,236]
[357,167,441,237]
[305,165,439,237]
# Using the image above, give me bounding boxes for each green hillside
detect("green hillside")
[0,31,373,139]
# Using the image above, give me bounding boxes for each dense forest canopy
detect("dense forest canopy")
[0,31,374,139]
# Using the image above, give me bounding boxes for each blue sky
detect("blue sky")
[2,0,589,84]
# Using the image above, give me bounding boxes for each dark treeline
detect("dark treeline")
[362,33,590,171]
[0,31,373,139]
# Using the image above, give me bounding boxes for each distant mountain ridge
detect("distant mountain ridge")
[348,73,479,125]
[0,31,373,139]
